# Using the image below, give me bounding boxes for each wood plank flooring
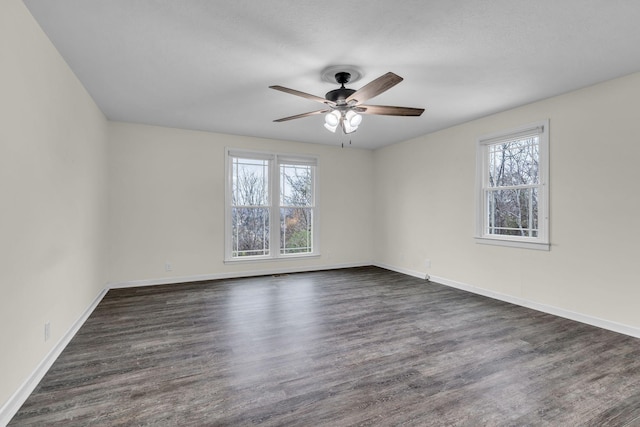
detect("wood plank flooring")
[9,267,640,426]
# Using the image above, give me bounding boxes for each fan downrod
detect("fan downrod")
[335,72,351,86]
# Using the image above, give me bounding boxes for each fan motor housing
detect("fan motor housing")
[325,72,356,104]
[325,87,356,104]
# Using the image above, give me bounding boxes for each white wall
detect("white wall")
[374,72,640,330]
[107,122,375,284]
[0,0,108,411]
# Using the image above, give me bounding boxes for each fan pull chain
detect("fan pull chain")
[340,139,353,148]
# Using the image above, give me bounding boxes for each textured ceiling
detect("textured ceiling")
[23,0,640,149]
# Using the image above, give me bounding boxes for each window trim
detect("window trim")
[224,148,320,263]
[475,120,550,251]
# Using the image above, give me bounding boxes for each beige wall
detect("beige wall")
[374,72,640,329]
[0,0,109,409]
[107,122,375,284]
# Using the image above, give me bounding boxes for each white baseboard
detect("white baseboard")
[107,262,371,289]
[372,262,428,280]
[0,288,108,427]
[429,274,640,339]
[372,263,640,339]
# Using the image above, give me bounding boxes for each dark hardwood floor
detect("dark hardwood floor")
[9,267,640,426]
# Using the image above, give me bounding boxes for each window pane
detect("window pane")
[487,188,538,237]
[280,207,312,254]
[232,207,269,257]
[232,157,269,206]
[227,152,318,260]
[280,164,312,207]
[488,136,539,187]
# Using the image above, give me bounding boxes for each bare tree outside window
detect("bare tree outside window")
[280,164,313,254]
[231,158,270,257]
[227,152,318,260]
[476,121,549,249]
[487,137,540,237]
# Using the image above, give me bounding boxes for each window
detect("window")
[475,120,549,250]
[226,150,318,261]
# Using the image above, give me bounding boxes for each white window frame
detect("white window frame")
[224,148,319,262]
[475,120,550,250]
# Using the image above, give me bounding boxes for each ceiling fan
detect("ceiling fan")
[270,71,425,134]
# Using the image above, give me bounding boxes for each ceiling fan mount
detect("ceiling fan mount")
[320,65,362,84]
[269,69,425,135]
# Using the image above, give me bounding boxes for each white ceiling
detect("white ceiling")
[23,0,640,149]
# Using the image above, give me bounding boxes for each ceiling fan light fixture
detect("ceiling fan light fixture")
[342,117,358,134]
[345,110,362,127]
[325,110,340,127]
[324,122,338,133]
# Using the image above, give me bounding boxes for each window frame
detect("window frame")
[224,148,319,262]
[475,120,550,250]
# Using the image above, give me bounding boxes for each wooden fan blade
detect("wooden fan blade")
[359,104,425,116]
[269,85,332,105]
[345,72,404,104]
[273,109,330,122]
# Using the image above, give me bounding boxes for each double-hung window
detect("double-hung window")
[475,120,549,250]
[226,149,318,261]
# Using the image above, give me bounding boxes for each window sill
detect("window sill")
[475,237,550,251]
[224,253,321,264]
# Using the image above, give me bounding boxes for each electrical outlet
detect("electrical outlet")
[165,262,172,272]
[425,259,431,268]
[44,321,51,342]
